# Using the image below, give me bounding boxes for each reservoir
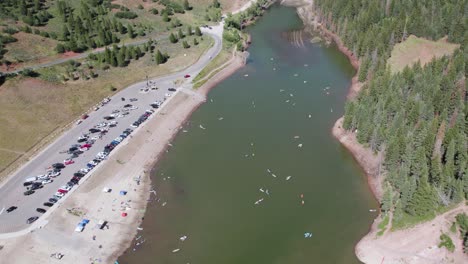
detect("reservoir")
[119,4,377,264]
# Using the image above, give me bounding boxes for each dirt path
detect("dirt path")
[356,204,468,264]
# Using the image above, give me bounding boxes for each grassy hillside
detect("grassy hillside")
[388,35,460,73]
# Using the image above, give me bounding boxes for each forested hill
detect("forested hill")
[314,0,467,227]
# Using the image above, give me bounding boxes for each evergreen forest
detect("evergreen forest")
[314,0,467,225]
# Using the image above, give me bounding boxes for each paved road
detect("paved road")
[0,26,223,233]
[4,33,169,74]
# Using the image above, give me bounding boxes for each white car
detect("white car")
[165,93,172,97]
[79,168,90,174]
[47,171,60,177]
[60,185,72,191]
[42,179,53,185]
[76,120,82,125]
[129,106,138,110]
[37,175,49,180]
[54,192,65,197]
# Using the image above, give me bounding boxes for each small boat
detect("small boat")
[298,144,303,148]
[218,117,224,120]
[172,248,180,253]
[199,125,206,130]
[304,232,312,238]
[369,209,377,212]
[286,176,292,181]
[271,174,277,178]
[254,198,264,205]
[180,236,188,241]
[259,188,265,193]
[137,227,143,231]
[267,169,271,173]
[265,189,270,195]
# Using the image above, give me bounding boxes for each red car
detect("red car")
[57,189,68,194]
[81,114,89,120]
[81,143,92,149]
[64,159,75,165]
[184,74,191,78]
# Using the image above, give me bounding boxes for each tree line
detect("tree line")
[314,0,467,225]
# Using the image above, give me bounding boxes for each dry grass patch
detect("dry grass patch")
[4,32,59,66]
[0,150,20,170]
[388,35,459,73]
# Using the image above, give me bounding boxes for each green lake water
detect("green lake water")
[119,5,377,264]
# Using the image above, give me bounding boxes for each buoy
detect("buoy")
[301,200,305,205]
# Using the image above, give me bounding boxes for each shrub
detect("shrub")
[115,11,138,19]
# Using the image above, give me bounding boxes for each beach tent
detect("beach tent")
[121,212,127,217]
[102,187,111,193]
[119,190,127,196]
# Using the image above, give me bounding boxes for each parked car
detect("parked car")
[24,176,37,183]
[184,74,191,78]
[37,174,48,180]
[129,98,138,102]
[26,216,39,224]
[103,116,114,120]
[64,159,75,165]
[28,183,43,191]
[54,192,65,197]
[6,206,17,213]
[57,189,68,194]
[52,163,65,169]
[74,172,85,178]
[168,88,176,92]
[77,137,88,143]
[82,114,89,119]
[24,190,35,196]
[47,170,60,177]
[42,179,53,185]
[60,185,72,191]
[124,104,132,108]
[23,182,33,187]
[36,208,46,213]
[49,198,58,203]
[43,202,54,207]
[89,128,101,133]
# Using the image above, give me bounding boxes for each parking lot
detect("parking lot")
[0,78,184,231]
[0,27,222,233]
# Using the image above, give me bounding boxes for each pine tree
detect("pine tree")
[178,28,185,39]
[155,49,166,65]
[193,38,198,46]
[195,27,202,36]
[183,0,191,11]
[162,12,170,22]
[182,41,190,49]
[187,26,193,36]
[128,25,135,38]
[169,33,178,43]
[56,44,66,53]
